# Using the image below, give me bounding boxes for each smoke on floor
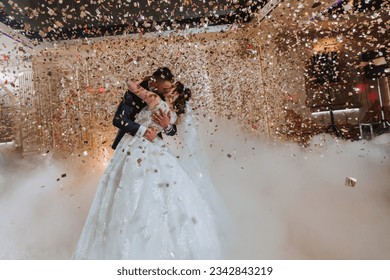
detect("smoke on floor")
[0,118,389,259]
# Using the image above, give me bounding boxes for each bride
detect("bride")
[72,79,229,259]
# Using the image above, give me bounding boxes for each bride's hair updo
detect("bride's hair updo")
[173,82,191,115]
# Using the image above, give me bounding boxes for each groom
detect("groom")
[111,67,177,149]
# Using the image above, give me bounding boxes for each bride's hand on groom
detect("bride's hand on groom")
[144,127,158,142]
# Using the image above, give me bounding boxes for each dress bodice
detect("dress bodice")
[136,101,176,132]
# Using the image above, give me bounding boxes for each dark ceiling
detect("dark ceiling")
[0,0,268,41]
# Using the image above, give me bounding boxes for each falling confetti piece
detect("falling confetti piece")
[345,177,357,187]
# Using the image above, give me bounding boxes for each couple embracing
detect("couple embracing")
[72,67,230,260]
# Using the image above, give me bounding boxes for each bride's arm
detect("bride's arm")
[126,79,161,108]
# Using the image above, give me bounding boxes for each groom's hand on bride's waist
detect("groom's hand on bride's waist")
[152,109,170,129]
[144,127,158,142]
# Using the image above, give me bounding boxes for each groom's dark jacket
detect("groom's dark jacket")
[111,78,177,150]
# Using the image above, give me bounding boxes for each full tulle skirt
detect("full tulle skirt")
[72,134,226,259]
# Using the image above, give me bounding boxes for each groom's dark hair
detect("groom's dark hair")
[152,67,174,82]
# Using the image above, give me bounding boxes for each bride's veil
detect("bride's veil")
[178,102,232,255]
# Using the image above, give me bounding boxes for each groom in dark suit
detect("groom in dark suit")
[111,67,177,149]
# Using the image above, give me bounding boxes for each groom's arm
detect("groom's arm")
[164,123,177,136]
[112,101,147,137]
[153,110,177,136]
[163,113,177,136]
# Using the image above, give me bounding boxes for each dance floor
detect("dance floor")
[1,118,389,259]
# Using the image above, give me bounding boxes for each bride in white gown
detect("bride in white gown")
[72,80,229,260]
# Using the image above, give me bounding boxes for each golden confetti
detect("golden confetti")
[0,0,386,154]
[345,177,357,187]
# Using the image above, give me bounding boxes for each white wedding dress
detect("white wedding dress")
[72,101,228,259]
